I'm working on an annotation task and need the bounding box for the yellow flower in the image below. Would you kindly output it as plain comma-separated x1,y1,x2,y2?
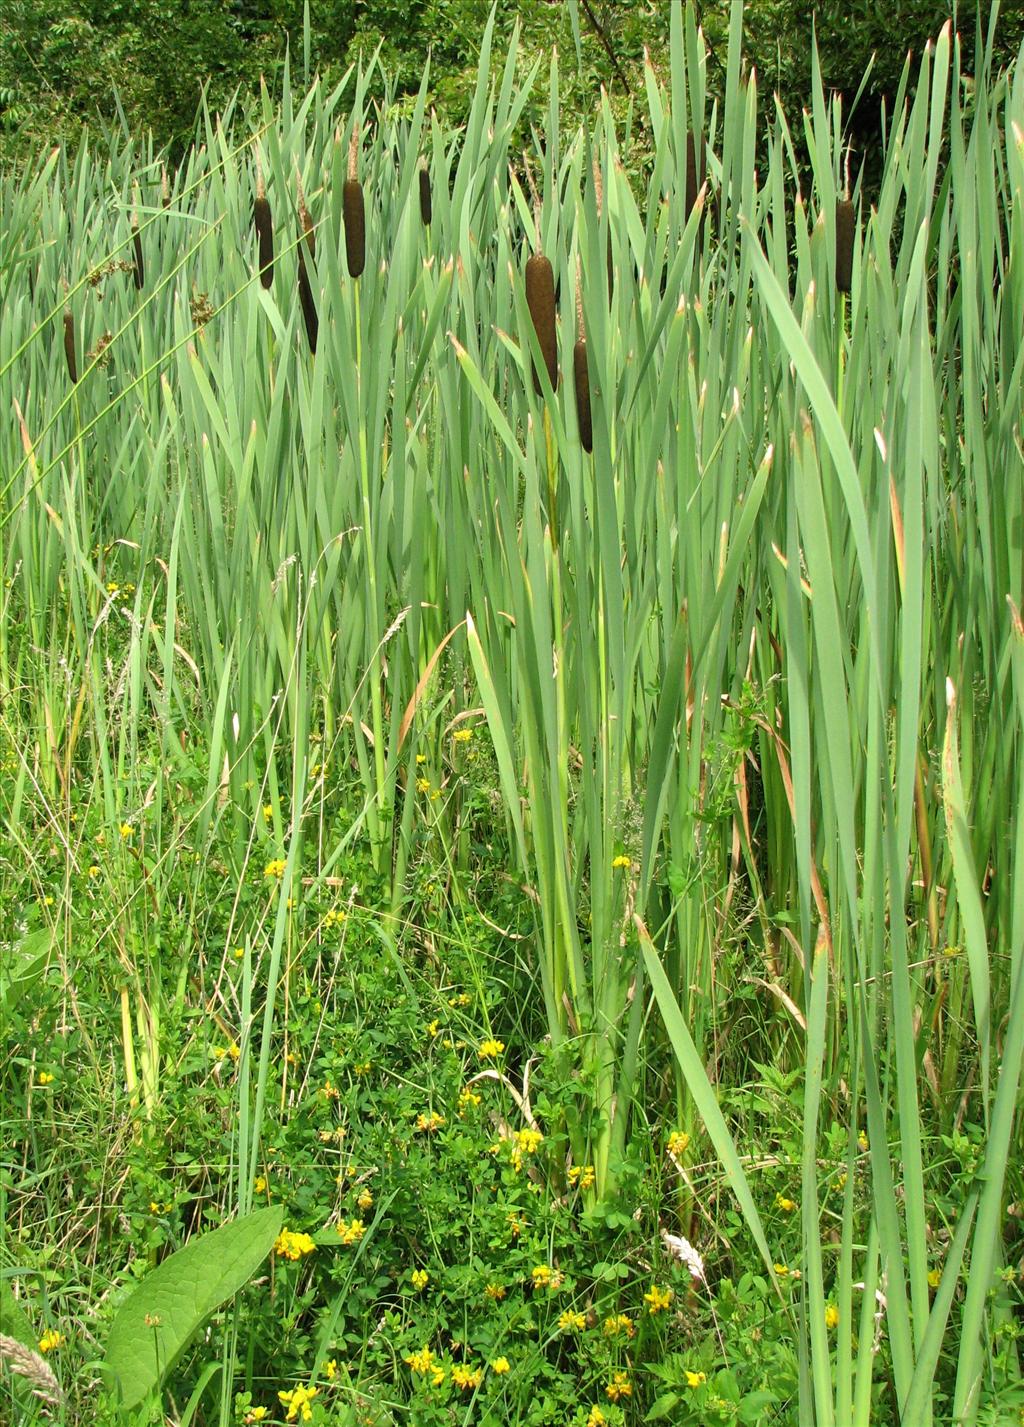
491,1356,510,1374
416,753,427,764
506,1213,522,1238
37,1071,54,1085
404,1346,437,1375
603,1313,635,1339
411,1269,430,1290
263,804,274,821
448,992,471,1007
38,1330,63,1353
774,1263,790,1277
415,1111,445,1133
274,1228,316,1260
278,1384,318,1422
353,1060,372,1076
605,1370,632,1401
415,777,431,794
226,1042,241,1061
612,854,631,869
264,858,287,880
484,1282,506,1300
558,1310,586,1332
452,728,473,743
119,823,134,840
357,1188,373,1212
825,1304,840,1330
254,1176,267,1194
928,1268,941,1289
336,1218,365,1245
87,865,101,879
427,1020,440,1038
858,1129,869,1151
325,1360,337,1380
667,1130,690,1156
586,1410,608,1427
234,946,245,958
775,1193,797,1212
509,1126,544,1171
478,1038,505,1059
451,1364,483,1390
644,1284,674,1313
567,1164,595,1191
531,1265,553,1289
244,1409,268,1423
458,1087,482,1114
323,1079,339,1099
684,1369,707,1388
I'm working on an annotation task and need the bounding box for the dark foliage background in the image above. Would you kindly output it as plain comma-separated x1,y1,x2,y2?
1,2,1021,172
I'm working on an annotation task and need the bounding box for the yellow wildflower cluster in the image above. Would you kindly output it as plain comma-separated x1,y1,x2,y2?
356,1188,373,1212
568,1164,596,1191
685,1369,707,1388
37,1071,55,1085
119,823,134,840
243,1408,268,1423
558,1309,586,1333
478,1038,505,1059
927,1268,942,1289
452,727,474,743
603,1313,635,1339
491,1356,510,1374
775,1193,797,1212
644,1284,674,1314
484,1282,506,1300
404,1346,445,1386
606,1370,632,1401
458,1087,482,1114
415,1111,445,1133
427,1019,441,1037
353,1060,372,1076
586,1410,608,1427
666,1130,690,1156
509,1127,544,1171
531,1264,563,1291
411,1269,430,1290
274,1228,316,1260
38,1330,63,1353
451,1364,483,1390
448,992,471,1007
506,1213,523,1238
323,906,346,927
336,1218,364,1245
214,1043,241,1061
612,854,632,869
825,1304,840,1329
318,1127,346,1144
278,1385,318,1422
264,859,287,880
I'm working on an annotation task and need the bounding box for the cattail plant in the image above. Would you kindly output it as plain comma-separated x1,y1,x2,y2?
161,166,171,209
419,164,432,226
685,130,702,220
523,157,557,393
254,158,274,289
836,195,855,294
593,158,613,298
573,265,592,452
296,173,318,353
343,126,366,279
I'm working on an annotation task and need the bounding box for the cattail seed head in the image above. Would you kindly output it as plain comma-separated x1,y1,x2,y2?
63,307,77,384
161,166,171,208
525,252,557,393
573,340,592,452
131,211,144,290
297,247,318,354
419,166,432,226
836,198,855,294
254,163,274,289
685,131,700,219
343,179,366,278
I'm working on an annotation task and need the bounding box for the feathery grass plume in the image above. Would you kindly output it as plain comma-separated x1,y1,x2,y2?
0,1335,64,1407
254,158,274,289
836,197,855,294
419,164,432,226
343,125,366,278
295,174,318,354
573,266,592,453
131,204,144,291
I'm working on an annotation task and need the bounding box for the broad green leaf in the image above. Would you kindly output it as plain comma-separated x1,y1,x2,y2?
103,1207,282,1409
0,929,53,1014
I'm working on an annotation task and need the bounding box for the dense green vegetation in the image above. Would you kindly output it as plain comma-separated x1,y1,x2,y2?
1,2,1022,1425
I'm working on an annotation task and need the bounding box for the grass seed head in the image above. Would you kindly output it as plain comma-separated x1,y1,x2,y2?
525,252,557,392
836,198,855,294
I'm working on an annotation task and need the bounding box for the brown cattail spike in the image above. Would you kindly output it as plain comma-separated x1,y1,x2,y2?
685,131,700,219
254,161,274,289
343,179,366,279
131,213,144,291
525,253,557,393
419,166,432,227
63,308,77,384
836,198,855,294
573,340,592,452
297,247,318,354
161,167,171,208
